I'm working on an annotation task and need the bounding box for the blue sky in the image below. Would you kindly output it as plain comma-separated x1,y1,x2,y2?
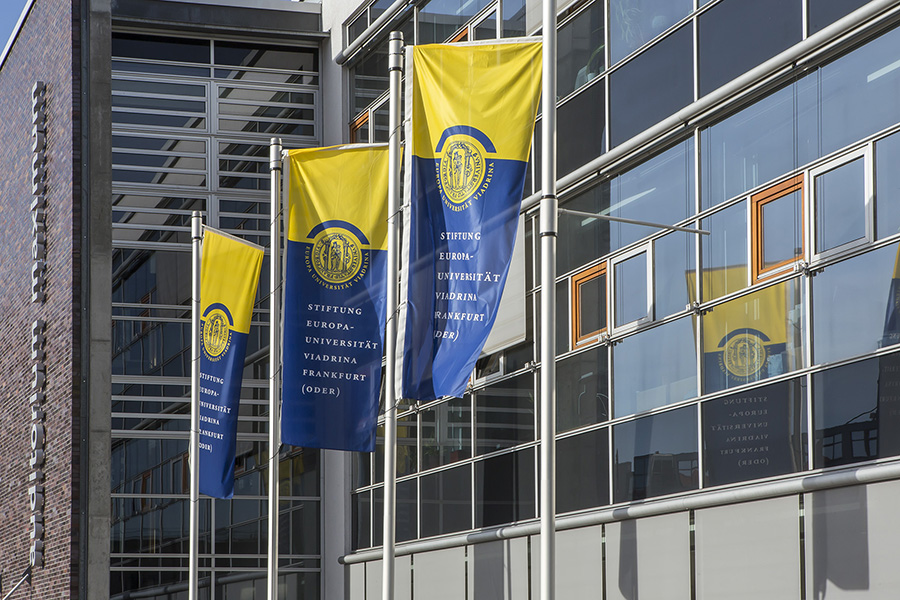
0,0,29,53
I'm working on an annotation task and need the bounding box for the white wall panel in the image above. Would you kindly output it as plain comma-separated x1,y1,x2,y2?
414,547,468,600
606,513,690,600
806,479,900,599
695,495,800,600
469,537,530,600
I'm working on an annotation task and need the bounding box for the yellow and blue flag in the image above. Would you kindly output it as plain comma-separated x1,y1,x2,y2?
282,144,389,451
199,227,264,499
399,41,542,401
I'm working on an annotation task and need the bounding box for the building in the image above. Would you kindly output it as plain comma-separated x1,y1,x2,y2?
2,0,900,598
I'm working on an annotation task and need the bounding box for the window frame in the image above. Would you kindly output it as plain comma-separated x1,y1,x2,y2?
571,262,607,348
809,145,873,262
610,244,653,332
750,174,804,282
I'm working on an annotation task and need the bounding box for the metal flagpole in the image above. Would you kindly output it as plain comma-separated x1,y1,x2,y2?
539,0,558,597
382,30,404,600
189,211,202,600
268,138,284,600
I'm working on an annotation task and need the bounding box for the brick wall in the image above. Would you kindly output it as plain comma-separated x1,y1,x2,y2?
0,0,83,598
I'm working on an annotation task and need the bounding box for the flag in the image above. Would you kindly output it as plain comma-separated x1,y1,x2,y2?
199,227,264,499
282,144,389,452
398,40,542,401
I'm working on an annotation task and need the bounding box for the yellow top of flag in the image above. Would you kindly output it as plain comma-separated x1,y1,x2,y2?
411,42,542,162
286,145,390,252
200,227,264,336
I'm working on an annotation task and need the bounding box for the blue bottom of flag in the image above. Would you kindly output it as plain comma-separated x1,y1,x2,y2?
401,155,527,401
199,330,248,499
282,239,387,452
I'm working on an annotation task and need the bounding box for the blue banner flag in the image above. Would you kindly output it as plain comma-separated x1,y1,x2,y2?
398,41,542,401
198,227,264,499
282,144,389,452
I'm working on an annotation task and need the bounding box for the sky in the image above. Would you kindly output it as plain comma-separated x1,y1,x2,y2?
0,0,29,53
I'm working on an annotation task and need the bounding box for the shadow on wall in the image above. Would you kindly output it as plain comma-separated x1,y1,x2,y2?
811,485,870,599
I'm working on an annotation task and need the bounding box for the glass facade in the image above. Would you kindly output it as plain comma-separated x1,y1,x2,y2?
342,0,900,556
111,32,321,599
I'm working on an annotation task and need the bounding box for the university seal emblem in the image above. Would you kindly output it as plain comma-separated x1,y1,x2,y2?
439,139,485,207
434,126,496,212
720,332,768,381
202,308,232,361
311,230,363,285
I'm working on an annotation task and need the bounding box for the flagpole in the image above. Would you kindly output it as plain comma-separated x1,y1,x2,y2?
382,30,404,600
539,0,558,598
189,211,202,600
267,137,283,600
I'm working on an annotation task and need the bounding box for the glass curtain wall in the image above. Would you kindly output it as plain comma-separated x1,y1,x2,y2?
110,31,322,600
345,0,900,552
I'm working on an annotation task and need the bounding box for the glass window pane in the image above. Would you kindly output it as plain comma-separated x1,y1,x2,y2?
876,130,900,240
760,189,802,270
558,279,570,355
350,42,388,115
557,346,609,433
215,41,317,72
808,0,869,34
475,373,535,454
655,231,694,320
813,353,900,468
813,243,900,364
558,182,611,274
419,0,492,43
502,0,526,38
701,84,796,210
701,202,748,302
475,448,535,527
613,316,697,417
815,157,866,253
609,0,692,64
373,480,417,545
535,80,605,181
112,33,210,64
698,0,801,96
557,428,609,512
609,138,695,251
558,2,605,98
575,268,606,340
421,396,472,470
474,15,497,41
609,24,693,147
421,464,471,537
613,406,699,503
703,279,804,394
615,252,648,326
703,378,807,487
819,24,900,155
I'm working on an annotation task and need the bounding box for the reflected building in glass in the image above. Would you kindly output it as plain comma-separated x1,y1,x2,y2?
4,0,900,598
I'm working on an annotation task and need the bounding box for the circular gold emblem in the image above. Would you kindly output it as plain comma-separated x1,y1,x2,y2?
202,309,231,361
721,333,767,380
311,231,363,284
439,139,485,206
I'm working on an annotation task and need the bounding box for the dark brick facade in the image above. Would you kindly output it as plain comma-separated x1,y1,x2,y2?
0,0,84,598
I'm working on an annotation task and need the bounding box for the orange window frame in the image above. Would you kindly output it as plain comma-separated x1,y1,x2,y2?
571,263,607,348
349,111,369,144
750,175,804,282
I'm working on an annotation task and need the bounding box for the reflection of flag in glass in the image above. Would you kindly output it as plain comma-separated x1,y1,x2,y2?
881,245,900,348
698,269,790,393
398,41,542,402
199,228,264,499
282,145,389,452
